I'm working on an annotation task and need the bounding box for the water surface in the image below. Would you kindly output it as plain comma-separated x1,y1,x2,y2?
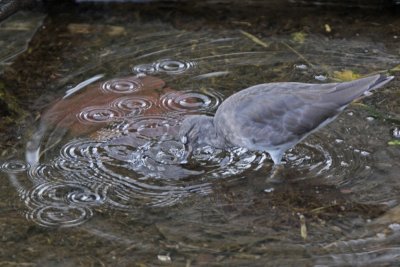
1,2,400,266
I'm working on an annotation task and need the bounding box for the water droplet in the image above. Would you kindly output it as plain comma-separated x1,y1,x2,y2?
0,160,29,173
101,77,143,93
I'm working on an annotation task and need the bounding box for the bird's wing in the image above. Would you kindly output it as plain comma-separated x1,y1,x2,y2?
216,86,342,149
215,74,393,150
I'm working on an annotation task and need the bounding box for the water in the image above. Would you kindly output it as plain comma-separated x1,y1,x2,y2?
1,2,400,266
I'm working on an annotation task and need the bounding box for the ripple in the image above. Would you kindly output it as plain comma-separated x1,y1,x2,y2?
190,146,267,178
0,160,29,173
59,139,102,162
34,113,267,209
101,77,143,93
76,106,124,124
145,139,186,165
118,114,180,140
132,63,157,75
25,205,93,228
106,179,211,208
111,95,154,115
285,142,333,176
23,182,106,208
21,181,104,227
159,89,223,112
154,59,196,74
28,164,63,183
133,59,196,75
282,131,371,184
53,139,106,178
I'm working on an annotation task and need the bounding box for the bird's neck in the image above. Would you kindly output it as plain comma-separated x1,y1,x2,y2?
197,117,227,148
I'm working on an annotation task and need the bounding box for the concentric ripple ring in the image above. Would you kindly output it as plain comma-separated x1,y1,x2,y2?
159,89,223,112
101,77,143,93
76,106,124,124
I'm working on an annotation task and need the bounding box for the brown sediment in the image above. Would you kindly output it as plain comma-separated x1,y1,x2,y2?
40,75,175,137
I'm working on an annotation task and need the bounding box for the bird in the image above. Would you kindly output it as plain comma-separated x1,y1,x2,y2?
178,74,394,165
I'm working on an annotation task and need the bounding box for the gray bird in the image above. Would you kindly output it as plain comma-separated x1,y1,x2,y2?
179,74,394,164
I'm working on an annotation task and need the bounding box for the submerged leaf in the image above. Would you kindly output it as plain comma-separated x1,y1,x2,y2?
388,140,400,146
390,64,400,72
333,70,361,81
291,32,307,44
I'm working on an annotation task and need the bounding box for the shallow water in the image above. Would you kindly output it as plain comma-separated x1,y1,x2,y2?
1,2,400,266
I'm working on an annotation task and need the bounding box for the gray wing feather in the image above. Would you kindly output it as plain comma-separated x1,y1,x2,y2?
215,83,343,148
214,74,393,149
237,93,341,146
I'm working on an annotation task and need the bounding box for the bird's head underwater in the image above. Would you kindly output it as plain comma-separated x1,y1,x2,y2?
178,115,225,149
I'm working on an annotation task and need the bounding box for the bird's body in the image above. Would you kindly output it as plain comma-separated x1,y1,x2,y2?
179,74,394,164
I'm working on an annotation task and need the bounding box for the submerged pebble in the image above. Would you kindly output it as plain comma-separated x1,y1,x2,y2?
392,127,400,139
314,74,327,81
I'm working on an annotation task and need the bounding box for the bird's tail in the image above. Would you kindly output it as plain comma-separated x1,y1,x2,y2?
365,74,395,91
326,74,394,106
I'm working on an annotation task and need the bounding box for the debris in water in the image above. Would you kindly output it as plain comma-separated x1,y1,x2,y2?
333,70,361,81
239,30,269,48
291,32,307,43
299,214,307,240
314,74,327,81
157,254,172,262
324,24,332,33
388,140,400,146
